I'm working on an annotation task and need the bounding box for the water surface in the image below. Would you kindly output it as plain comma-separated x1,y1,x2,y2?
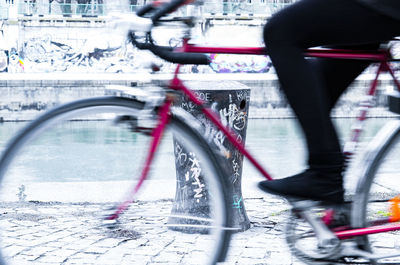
0,117,393,183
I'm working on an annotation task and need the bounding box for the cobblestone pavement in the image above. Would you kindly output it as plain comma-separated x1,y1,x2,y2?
0,195,306,265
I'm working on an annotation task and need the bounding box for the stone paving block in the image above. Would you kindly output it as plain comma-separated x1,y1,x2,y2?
0,199,363,265
133,245,166,256
153,251,184,263
20,246,56,256
59,235,83,243
83,246,110,255
2,245,26,257
180,256,209,265
263,251,294,264
11,254,38,262
48,230,75,238
0,219,11,227
19,233,48,242
240,247,269,259
8,229,37,238
224,256,241,264
36,253,70,263
19,239,50,248
120,254,152,265
263,240,289,252
122,238,149,249
90,238,122,248
1,230,20,238
63,261,95,265
236,257,270,264
148,263,181,265
66,252,99,262
44,240,69,248
1,237,24,247
5,256,35,265
62,238,97,250
228,238,248,247
225,246,244,256
27,235,63,245
49,248,78,258
94,247,126,264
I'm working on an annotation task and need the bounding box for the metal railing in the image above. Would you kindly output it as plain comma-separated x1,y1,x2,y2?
202,1,292,16
2,1,295,18
17,3,149,17
18,2,106,17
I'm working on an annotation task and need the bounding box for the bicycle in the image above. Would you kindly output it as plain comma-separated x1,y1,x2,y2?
0,0,399,264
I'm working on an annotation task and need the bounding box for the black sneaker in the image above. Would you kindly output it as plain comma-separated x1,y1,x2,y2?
258,169,344,204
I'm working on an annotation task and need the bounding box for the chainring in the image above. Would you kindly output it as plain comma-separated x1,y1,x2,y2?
285,209,373,265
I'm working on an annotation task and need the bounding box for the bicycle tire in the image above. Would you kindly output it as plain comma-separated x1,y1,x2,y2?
352,119,400,264
0,96,232,265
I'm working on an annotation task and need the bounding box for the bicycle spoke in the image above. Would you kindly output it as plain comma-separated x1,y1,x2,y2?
0,97,231,265
351,120,400,264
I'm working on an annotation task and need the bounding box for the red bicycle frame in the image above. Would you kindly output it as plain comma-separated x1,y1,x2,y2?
171,42,400,238
111,41,400,239
180,41,400,172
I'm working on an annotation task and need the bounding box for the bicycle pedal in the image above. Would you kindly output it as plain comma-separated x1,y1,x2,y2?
102,218,119,229
322,205,351,230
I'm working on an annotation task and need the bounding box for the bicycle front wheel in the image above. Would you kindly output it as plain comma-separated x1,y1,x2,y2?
352,119,400,264
0,96,232,265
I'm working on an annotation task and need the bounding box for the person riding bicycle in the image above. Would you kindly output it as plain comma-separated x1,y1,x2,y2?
258,0,400,204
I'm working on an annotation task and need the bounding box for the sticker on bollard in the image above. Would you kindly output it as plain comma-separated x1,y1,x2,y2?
170,81,251,232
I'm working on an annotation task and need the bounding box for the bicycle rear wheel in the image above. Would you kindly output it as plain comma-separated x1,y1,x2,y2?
0,96,232,265
352,119,400,264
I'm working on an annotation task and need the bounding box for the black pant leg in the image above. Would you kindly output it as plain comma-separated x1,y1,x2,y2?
263,0,400,156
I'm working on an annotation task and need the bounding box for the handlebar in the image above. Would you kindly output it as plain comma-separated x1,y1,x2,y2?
109,0,209,65
148,46,210,65
129,32,210,65
124,0,210,65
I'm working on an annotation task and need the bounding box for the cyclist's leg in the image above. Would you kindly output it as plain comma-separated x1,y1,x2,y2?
264,0,400,155
311,44,379,110
259,0,400,203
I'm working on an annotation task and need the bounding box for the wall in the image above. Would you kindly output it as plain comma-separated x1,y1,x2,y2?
0,73,397,121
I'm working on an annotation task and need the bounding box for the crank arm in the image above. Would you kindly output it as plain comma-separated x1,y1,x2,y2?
289,199,340,249
298,209,340,250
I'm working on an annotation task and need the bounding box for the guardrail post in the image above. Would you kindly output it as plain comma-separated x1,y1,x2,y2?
170,81,251,232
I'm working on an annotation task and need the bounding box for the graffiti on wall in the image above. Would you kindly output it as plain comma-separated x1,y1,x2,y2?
209,53,272,73
16,35,139,73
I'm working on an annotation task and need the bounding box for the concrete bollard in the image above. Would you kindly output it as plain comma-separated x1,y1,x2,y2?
170,81,251,232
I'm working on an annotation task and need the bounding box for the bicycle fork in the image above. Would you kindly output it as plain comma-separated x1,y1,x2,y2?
103,99,172,225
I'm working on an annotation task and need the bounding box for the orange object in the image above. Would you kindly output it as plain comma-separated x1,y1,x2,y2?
389,196,400,222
